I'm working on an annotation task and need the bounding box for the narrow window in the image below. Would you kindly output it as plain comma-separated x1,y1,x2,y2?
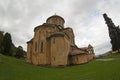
30,48,32,54
41,42,43,53
53,57,55,61
76,57,78,61
53,38,55,44
35,42,37,52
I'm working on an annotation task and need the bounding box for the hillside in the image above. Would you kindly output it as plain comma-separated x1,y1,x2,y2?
0,53,120,80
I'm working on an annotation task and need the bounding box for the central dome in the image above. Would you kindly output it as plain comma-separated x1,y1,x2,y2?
46,14,65,27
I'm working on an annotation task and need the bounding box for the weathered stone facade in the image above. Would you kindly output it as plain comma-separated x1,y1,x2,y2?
27,15,95,66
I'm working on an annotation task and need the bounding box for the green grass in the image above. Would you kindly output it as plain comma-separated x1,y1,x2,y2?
100,53,120,59
0,53,120,80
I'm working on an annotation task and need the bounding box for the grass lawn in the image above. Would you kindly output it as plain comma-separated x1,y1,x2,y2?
0,53,120,80
100,53,120,59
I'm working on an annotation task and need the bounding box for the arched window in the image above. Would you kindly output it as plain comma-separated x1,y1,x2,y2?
53,38,55,44
35,42,37,52
30,48,32,54
40,42,43,53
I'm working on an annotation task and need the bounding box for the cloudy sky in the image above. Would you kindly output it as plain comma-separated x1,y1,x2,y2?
0,0,120,55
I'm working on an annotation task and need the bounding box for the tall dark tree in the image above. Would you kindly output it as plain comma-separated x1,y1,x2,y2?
103,13,120,52
0,31,4,53
15,46,24,58
3,33,12,56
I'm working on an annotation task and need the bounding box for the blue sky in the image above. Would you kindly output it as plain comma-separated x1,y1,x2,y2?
0,0,120,55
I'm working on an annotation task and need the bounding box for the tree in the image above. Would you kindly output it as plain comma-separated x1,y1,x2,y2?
103,13,120,52
15,46,24,58
0,31,4,53
3,33,12,56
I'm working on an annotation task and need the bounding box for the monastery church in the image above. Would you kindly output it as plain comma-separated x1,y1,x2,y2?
27,15,95,66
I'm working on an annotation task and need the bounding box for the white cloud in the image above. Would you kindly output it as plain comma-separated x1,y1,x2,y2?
0,0,120,55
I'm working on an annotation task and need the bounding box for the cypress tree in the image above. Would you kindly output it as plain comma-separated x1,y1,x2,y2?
0,31,4,53
3,33,12,56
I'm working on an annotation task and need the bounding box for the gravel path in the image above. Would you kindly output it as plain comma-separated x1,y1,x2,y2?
96,58,120,61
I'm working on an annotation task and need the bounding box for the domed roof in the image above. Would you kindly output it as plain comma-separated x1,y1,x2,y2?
46,14,65,23
46,14,65,27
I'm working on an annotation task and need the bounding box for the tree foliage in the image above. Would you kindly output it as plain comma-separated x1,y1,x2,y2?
3,33,12,56
0,30,26,58
0,31,4,53
15,46,24,58
103,13,120,52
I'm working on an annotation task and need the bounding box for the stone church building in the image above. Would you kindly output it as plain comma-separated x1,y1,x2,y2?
27,15,95,66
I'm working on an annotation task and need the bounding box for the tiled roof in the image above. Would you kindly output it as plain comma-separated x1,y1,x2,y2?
27,38,33,43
